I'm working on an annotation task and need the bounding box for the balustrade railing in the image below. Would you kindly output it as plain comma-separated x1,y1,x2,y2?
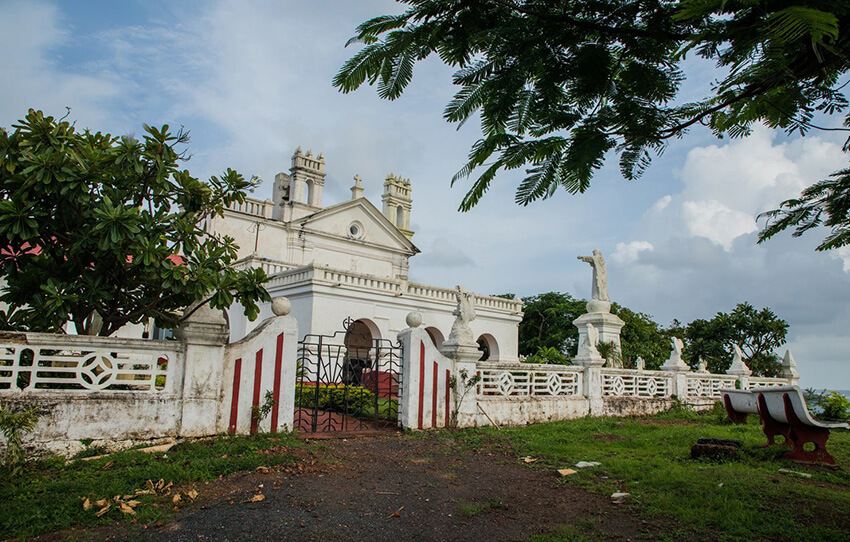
0,333,182,393
746,377,788,389
685,374,739,398
478,363,582,397
228,197,274,218
601,369,672,398
321,269,401,294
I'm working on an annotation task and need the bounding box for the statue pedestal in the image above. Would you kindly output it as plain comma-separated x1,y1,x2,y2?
572,311,624,367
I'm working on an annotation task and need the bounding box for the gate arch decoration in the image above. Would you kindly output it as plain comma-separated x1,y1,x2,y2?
294,318,402,433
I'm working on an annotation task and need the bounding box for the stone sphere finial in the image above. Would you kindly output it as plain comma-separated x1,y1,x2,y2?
406,311,423,328
271,297,291,316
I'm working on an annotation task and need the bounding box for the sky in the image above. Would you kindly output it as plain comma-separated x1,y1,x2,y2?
1,0,848,389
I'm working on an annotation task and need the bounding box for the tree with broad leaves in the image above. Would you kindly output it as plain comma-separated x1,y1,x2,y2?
335,0,850,249
611,304,672,370
0,109,270,337
683,302,789,376
518,291,586,358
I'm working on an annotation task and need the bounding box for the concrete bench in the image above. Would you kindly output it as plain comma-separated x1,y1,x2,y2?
758,386,849,466
721,388,792,447
720,388,758,424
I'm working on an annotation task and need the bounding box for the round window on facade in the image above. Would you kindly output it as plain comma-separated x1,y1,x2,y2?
348,221,364,239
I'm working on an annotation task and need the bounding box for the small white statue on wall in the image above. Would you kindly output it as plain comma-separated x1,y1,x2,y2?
447,285,477,345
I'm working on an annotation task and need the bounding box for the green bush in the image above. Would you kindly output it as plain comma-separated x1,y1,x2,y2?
0,405,39,477
524,346,570,365
295,384,377,418
822,391,850,420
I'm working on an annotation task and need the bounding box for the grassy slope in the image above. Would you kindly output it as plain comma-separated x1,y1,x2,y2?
497,407,850,541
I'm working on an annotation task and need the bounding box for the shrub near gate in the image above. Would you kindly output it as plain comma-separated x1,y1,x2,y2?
295,383,380,418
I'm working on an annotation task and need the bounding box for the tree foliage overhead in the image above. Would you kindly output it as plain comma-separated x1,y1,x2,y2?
336,0,850,246
758,166,850,251
0,109,270,336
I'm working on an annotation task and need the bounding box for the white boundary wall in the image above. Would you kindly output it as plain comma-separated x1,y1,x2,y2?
0,309,799,454
397,322,798,429
0,309,298,456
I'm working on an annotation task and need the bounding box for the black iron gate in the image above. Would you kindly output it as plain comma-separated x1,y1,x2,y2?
294,318,402,433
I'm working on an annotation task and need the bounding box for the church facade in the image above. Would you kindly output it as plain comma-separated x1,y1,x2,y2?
207,148,522,362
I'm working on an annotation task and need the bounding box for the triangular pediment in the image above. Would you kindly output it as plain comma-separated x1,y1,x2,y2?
296,198,419,255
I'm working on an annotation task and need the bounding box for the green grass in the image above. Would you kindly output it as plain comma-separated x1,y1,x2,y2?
457,497,505,517
0,432,303,540
487,407,850,542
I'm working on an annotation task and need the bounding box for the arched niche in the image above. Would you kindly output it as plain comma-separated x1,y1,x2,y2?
425,326,445,350
476,333,500,362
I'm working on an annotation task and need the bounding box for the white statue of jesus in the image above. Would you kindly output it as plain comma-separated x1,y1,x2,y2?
577,249,609,301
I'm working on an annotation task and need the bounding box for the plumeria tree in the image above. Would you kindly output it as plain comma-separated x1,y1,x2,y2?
0,109,270,336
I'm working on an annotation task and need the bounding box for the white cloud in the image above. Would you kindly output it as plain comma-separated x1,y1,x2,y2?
0,0,120,128
644,127,847,251
649,195,672,214
612,241,654,265
681,200,757,250
415,238,475,269
832,246,850,273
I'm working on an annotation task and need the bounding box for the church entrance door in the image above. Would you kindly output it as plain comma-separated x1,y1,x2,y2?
294,318,401,433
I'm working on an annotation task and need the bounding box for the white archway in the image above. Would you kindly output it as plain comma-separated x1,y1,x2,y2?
476,333,500,362
425,326,445,349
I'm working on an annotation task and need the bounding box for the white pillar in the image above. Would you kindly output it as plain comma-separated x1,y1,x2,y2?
174,304,230,437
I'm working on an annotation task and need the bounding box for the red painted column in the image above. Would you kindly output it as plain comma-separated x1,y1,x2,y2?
270,333,284,432
228,358,242,435
432,361,439,428
250,349,264,435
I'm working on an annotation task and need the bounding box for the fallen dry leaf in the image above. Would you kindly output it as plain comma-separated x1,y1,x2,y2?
101,460,115,471
172,494,182,505
125,500,142,508
243,494,265,503
93,499,108,508
522,456,537,463
187,489,199,500
95,504,111,517
118,503,136,516
557,469,577,477
255,466,270,473
81,497,91,511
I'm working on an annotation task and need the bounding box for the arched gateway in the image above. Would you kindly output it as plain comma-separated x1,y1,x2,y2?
294,317,401,434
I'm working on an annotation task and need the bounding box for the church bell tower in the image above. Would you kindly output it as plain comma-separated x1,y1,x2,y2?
382,173,413,240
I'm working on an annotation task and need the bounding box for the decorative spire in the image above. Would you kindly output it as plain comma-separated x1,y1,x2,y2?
781,349,800,382
726,344,752,376
351,174,365,200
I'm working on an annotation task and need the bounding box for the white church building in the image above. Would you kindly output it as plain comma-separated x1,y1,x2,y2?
208,148,522,362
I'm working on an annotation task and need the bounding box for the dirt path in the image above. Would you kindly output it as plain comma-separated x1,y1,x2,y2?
83,432,659,542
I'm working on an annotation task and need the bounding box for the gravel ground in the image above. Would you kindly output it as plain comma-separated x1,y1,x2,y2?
46,431,664,542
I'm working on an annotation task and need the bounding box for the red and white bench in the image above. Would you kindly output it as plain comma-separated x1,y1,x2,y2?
721,386,848,465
